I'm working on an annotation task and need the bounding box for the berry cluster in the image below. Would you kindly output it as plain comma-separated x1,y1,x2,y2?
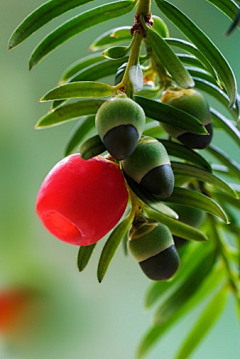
36,85,212,281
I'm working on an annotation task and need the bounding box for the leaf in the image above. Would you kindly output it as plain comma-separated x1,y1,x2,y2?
29,0,137,69
210,108,240,149
41,81,115,101
176,287,228,359
156,0,238,108
64,115,95,156
77,243,96,272
89,26,132,51
35,99,104,128
206,144,240,180
172,162,238,199
97,214,133,282
59,52,105,84
80,134,106,160
135,96,207,135
177,53,205,70
159,139,212,172
164,187,229,223
226,8,240,36
137,251,222,359
68,57,129,82
8,0,96,49
165,37,219,81
142,25,194,89
103,45,131,60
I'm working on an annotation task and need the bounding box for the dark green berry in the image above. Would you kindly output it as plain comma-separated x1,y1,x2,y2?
129,218,180,281
160,88,213,149
122,136,174,197
95,96,145,160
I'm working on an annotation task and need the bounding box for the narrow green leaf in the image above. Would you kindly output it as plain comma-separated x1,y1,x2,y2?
135,96,207,135
145,208,208,242
211,191,240,211
8,0,96,49
80,134,106,160
176,288,228,359
210,108,240,149
77,243,96,272
89,26,132,51
164,187,228,223
159,139,212,172
156,0,238,108
207,0,239,29
35,99,104,128
154,250,217,325
68,57,128,82
177,53,206,70
172,162,238,199
41,82,115,101
64,115,95,156
143,26,194,88
124,175,179,220
59,52,105,84
206,144,240,180
193,77,239,121
29,0,137,68
97,214,133,282
165,37,219,81
103,45,130,59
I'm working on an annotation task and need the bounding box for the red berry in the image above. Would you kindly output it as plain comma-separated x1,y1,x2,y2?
36,154,129,246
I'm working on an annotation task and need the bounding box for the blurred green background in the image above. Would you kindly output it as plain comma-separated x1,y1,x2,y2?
0,0,239,358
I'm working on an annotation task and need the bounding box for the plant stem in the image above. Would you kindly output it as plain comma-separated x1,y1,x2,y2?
136,0,151,16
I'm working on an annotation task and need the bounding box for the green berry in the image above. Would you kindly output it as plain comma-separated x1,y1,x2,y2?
122,136,174,197
95,96,145,160
129,218,180,281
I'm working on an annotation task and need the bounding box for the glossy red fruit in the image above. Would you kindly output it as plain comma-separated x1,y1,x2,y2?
36,154,129,246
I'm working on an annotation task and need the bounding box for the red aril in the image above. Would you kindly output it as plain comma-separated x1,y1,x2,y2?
36,154,128,246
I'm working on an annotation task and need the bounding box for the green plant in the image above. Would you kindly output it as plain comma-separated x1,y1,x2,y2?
8,0,240,358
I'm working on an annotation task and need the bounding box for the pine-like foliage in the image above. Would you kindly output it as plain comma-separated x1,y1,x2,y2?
9,1,240,358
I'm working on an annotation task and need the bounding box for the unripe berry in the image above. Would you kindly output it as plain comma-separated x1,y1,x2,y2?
168,203,206,247
122,136,174,197
129,218,180,281
160,88,213,149
95,96,145,160
36,154,129,246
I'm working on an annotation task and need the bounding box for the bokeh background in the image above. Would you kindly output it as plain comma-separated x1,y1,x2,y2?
0,0,239,358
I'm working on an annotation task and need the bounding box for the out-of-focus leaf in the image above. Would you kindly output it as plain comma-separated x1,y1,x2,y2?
8,0,96,49
226,8,240,36
137,250,221,359
35,99,104,128
135,96,207,135
193,77,239,121
212,191,240,211
97,214,133,282
41,82,115,101
59,52,105,84
176,287,228,359
64,115,95,156
177,53,205,69
77,243,96,272
210,108,240,149
164,187,228,223
79,134,106,160
172,162,238,198
29,0,137,69
143,25,194,89
103,45,131,59
165,37,218,81
159,139,212,172
157,0,238,108
206,144,240,180
69,57,129,82
89,26,132,51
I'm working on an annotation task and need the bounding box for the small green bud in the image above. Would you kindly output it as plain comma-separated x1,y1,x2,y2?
160,87,213,149
122,136,174,197
95,96,145,160
129,218,180,281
